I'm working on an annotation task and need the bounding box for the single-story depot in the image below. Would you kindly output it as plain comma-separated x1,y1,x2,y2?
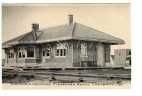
2,15,125,68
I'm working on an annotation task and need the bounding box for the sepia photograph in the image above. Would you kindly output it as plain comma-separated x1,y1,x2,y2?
2,3,131,89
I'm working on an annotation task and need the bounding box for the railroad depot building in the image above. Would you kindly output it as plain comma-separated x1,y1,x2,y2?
2,15,125,68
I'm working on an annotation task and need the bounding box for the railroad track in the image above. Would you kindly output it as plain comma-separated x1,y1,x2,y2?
2,67,131,83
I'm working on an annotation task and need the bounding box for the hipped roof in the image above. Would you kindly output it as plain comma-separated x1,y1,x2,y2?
3,22,125,48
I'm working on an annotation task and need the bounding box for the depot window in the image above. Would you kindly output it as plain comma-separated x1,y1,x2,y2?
42,47,51,57
18,48,25,58
27,47,34,57
56,43,67,57
8,50,14,58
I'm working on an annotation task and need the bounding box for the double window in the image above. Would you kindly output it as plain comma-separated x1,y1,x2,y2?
42,47,51,57
56,49,66,56
42,43,67,57
18,47,34,58
56,43,67,57
18,48,26,58
8,50,14,58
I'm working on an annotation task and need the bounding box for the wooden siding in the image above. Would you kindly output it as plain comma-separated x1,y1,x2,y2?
73,41,81,67
40,41,73,68
7,58,16,63
3,40,111,68
114,49,131,67
73,41,97,67
87,42,97,67
104,45,111,66
96,43,105,67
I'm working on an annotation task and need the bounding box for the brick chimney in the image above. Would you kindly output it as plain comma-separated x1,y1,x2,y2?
32,23,39,32
68,14,73,25
32,23,39,40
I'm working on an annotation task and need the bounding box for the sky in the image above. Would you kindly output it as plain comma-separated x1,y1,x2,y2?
2,4,130,54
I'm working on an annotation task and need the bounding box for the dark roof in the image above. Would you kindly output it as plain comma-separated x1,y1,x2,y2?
3,22,125,48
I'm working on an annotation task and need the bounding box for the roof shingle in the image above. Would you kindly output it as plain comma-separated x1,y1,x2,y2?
3,22,125,48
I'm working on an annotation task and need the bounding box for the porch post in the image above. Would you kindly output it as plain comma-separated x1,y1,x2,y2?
104,45,111,66
34,46,36,58
14,48,17,63
4,49,8,64
96,43,105,67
